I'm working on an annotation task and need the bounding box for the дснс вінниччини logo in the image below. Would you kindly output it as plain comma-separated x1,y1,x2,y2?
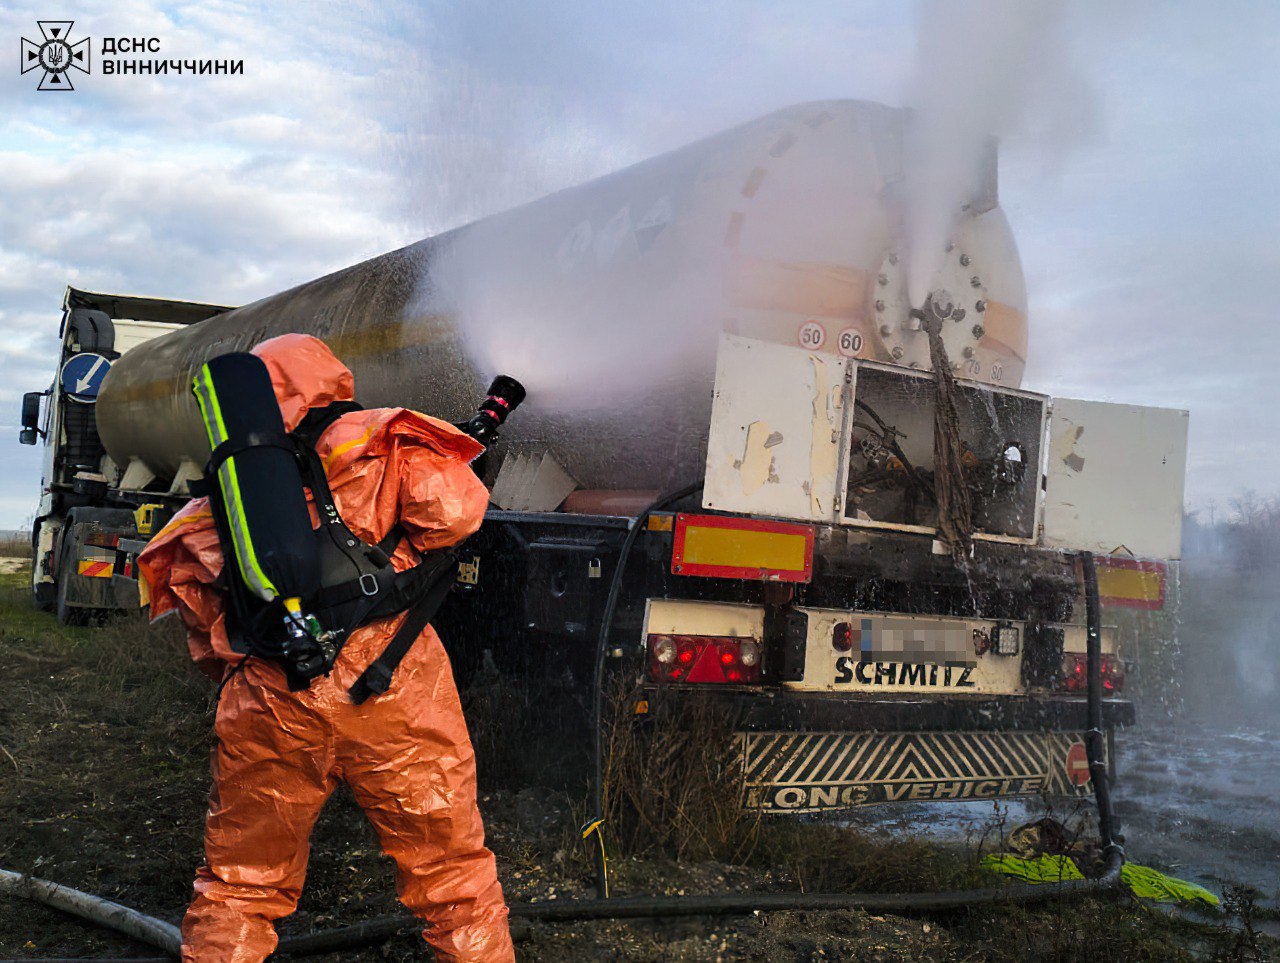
21,21,90,90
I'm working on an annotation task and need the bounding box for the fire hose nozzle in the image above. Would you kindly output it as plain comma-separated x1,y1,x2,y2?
458,374,527,448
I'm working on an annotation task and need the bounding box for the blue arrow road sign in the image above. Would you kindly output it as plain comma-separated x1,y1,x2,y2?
61,352,112,402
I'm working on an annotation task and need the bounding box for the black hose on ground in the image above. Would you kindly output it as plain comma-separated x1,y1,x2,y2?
1080,551,1124,862
0,859,1127,961
270,870,1126,956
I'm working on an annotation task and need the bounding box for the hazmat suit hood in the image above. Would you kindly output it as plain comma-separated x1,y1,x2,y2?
251,333,355,431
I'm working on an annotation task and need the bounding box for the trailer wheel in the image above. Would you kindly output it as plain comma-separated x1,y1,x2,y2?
55,538,90,627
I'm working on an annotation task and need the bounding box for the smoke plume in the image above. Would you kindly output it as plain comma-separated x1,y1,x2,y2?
902,0,1094,304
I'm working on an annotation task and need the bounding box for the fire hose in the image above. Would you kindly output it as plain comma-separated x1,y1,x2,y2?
0,870,181,957
587,480,707,897
1,857,1125,960
0,853,1126,959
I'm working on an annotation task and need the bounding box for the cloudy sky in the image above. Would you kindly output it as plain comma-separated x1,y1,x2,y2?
0,0,1276,529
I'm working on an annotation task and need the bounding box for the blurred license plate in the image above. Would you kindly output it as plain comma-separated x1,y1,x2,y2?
856,617,971,663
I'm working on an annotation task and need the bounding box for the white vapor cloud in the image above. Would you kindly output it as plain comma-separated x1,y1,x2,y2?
0,0,1276,529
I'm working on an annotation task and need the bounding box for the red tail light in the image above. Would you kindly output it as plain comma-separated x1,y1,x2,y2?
1060,653,1125,693
647,635,762,684
832,622,854,652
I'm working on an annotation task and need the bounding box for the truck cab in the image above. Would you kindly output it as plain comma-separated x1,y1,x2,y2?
20,287,231,621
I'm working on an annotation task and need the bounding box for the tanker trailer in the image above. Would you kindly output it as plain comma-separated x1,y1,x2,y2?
21,99,1188,814
91,99,1026,494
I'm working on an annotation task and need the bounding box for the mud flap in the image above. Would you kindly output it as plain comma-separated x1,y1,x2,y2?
58,508,138,614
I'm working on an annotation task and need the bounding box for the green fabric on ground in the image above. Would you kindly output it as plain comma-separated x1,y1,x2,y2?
982,852,1221,907
980,853,1084,883
1120,863,1220,906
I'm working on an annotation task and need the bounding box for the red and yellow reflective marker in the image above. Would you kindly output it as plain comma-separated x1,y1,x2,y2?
77,559,112,578
671,513,813,583
1095,557,1167,610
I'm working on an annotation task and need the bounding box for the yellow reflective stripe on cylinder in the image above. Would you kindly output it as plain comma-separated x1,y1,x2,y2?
192,365,279,602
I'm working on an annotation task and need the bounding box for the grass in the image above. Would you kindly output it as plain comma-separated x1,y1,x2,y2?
0,567,1273,961
0,570,211,906
600,683,764,863
0,533,32,559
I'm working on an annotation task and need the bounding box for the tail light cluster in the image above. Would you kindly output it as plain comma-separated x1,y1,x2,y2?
832,622,855,652
647,634,762,684
1060,653,1126,693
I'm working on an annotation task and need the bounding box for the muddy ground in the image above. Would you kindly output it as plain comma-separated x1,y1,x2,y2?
0,566,1274,961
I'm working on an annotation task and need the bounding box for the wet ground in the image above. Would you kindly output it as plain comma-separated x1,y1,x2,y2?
841,720,1280,919
1115,721,1280,912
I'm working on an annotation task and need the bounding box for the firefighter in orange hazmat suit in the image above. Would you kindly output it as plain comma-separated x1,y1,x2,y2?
139,334,514,962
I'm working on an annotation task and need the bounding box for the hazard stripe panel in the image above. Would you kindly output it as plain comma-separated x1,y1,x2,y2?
672,513,814,582
739,731,1103,813
1095,557,1166,610
76,559,113,579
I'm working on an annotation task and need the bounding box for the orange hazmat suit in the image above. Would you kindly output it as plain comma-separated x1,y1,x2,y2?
139,334,514,962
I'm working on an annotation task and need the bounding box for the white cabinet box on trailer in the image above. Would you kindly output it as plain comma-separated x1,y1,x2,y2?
687,333,1185,810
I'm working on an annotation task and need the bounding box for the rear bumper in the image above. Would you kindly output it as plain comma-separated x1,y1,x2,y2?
643,686,1135,733
739,727,1106,812
638,687,1127,813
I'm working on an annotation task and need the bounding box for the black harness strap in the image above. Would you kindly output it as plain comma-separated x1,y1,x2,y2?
201,395,464,702
293,401,364,447
293,420,461,703
376,524,405,559
348,549,458,705
208,432,296,474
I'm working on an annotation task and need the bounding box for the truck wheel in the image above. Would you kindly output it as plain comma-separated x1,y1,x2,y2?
32,581,55,612
55,542,90,626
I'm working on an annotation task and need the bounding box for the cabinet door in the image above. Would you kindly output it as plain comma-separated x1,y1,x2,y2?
703,335,846,522
1042,398,1189,559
